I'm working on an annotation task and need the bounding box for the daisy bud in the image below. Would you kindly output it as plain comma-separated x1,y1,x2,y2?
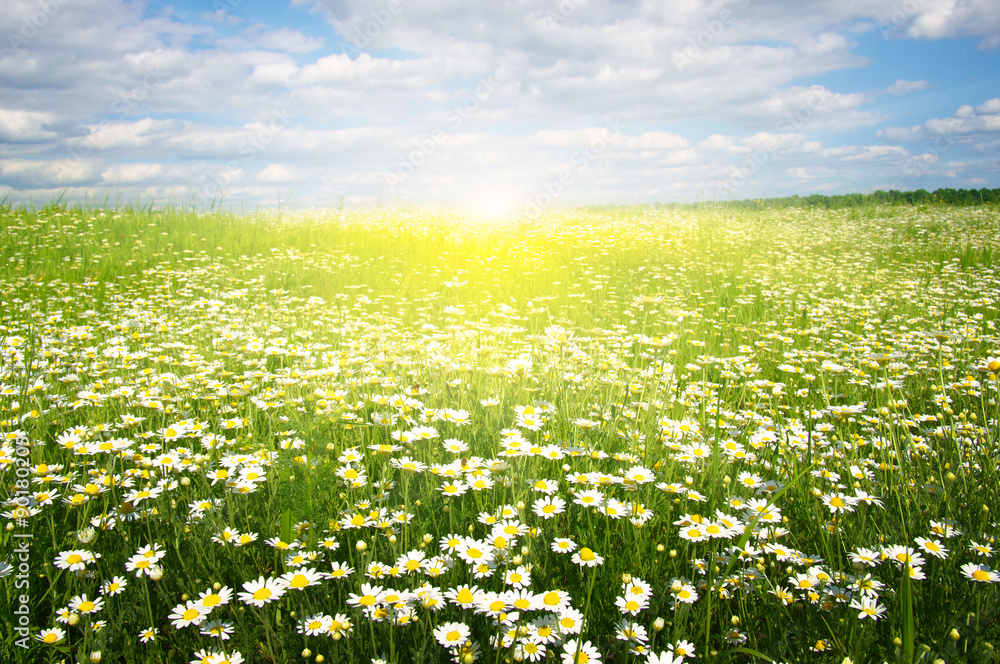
442,505,451,514
516,501,525,510
5,523,13,532
669,549,676,558
423,534,433,544
461,654,475,664
302,650,312,658
68,614,80,626
731,616,740,626
388,535,397,544
722,475,731,485
622,573,632,584
181,594,189,601
356,540,367,552
90,652,102,663
213,582,222,590
332,632,341,641
149,566,164,581
521,546,530,556
77,527,97,544
180,476,190,486
656,544,664,552
949,629,960,641
671,580,683,593
652,617,665,632
316,656,325,663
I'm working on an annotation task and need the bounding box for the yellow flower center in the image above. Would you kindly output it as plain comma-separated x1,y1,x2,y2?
579,548,595,561
253,588,272,601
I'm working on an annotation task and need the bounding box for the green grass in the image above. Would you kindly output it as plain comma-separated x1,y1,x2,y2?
1,203,999,664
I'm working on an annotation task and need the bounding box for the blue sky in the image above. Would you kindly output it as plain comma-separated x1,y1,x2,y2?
1,0,998,213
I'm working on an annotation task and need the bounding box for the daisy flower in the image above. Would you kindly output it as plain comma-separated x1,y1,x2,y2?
238,577,288,607
168,601,210,629
672,640,696,660
616,593,649,615
961,563,1000,583
552,538,577,554
504,565,532,589
434,622,471,648
101,576,127,596
554,607,584,635
571,547,604,567
36,628,66,645
445,584,483,609
457,540,495,566
298,614,332,637
346,583,387,608
281,567,327,590
573,490,605,508
533,495,567,519
69,594,104,615
914,537,949,560
54,549,100,572
850,596,887,620
535,589,572,612
195,586,233,610
329,561,354,580
138,627,158,643
200,620,235,640
515,640,547,663
562,638,601,664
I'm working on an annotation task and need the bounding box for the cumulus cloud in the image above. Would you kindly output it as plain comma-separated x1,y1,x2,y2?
0,0,997,205
886,79,930,95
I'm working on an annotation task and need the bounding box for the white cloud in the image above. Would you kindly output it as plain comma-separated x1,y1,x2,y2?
886,79,930,95
0,109,60,143
258,164,296,182
0,0,997,206
880,98,1000,142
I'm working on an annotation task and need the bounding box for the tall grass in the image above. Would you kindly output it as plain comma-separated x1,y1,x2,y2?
1,203,998,664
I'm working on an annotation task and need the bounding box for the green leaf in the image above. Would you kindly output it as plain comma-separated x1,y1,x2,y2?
728,647,775,662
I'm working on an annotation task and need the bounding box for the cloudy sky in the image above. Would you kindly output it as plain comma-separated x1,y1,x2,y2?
1,0,998,213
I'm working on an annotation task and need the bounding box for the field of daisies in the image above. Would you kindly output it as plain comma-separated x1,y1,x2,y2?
1,202,999,664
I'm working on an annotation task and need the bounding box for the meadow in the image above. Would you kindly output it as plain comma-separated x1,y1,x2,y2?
1,202,998,664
